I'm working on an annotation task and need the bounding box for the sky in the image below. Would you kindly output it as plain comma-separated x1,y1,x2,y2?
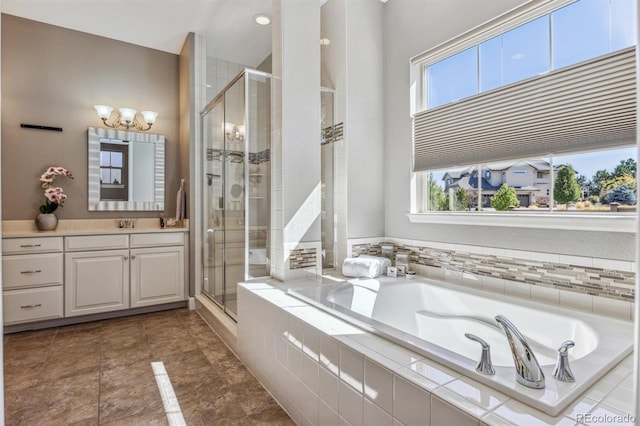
426,0,637,190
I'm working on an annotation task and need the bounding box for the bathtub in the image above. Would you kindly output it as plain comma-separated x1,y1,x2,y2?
288,276,634,416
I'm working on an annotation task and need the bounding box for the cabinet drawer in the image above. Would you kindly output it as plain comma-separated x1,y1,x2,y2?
65,234,129,251
4,286,64,324
130,232,185,248
2,253,63,289
2,237,63,254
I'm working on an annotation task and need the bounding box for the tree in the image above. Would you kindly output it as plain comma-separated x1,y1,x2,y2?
454,188,468,211
490,184,519,211
589,169,612,198
613,158,637,178
604,185,637,205
439,188,469,211
554,165,581,205
427,173,444,211
600,174,636,198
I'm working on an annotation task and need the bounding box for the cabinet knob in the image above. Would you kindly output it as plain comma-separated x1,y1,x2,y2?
132,255,136,260
124,256,128,260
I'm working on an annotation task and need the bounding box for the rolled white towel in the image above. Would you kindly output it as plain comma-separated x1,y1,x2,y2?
342,255,391,278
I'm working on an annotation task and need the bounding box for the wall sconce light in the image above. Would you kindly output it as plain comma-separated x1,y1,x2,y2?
225,123,245,141
94,105,158,131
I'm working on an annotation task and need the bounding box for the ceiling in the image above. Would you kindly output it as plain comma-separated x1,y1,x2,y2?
1,0,273,66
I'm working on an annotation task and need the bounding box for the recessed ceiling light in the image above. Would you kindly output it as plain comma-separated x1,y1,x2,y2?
254,14,271,25
320,38,331,46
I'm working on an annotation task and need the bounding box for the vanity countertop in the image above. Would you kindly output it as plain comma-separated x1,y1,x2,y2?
2,219,188,238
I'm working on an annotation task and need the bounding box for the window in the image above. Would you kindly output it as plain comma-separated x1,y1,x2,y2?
411,0,637,230
100,150,124,185
100,143,128,201
415,146,637,214
423,0,637,110
427,47,478,108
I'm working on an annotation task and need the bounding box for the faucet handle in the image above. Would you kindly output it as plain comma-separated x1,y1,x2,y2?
465,333,495,375
553,340,575,382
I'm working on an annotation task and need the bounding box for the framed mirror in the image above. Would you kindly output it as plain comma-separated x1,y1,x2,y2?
88,127,165,211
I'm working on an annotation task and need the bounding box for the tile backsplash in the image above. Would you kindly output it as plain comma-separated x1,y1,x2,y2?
289,247,318,270
350,239,635,304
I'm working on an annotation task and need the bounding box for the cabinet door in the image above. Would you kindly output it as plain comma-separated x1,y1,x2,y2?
65,249,129,316
130,246,185,308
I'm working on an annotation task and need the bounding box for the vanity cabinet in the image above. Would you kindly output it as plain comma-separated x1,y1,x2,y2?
2,230,188,326
1,237,64,324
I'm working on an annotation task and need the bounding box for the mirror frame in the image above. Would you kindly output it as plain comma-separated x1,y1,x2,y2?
88,126,165,211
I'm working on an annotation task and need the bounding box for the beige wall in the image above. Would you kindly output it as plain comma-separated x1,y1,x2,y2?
1,14,180,220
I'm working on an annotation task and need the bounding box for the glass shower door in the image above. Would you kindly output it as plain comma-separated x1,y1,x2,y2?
321,89,336,269
221,76,246,320
247,72,271,279
202,98,225,306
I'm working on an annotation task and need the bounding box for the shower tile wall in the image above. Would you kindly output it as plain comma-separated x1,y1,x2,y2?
271,0,284,280
271,0,322,281
206,57,250,101
348,238,635,320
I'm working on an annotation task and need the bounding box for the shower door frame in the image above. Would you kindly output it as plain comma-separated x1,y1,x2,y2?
200,68,272,320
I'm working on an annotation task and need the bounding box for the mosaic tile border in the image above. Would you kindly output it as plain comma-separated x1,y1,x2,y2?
249,148,271,164
352,242,635,301
289,247,317,269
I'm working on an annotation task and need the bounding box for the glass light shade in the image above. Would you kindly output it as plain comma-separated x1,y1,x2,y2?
119,107,137,123
141,110,158,124
94,105,114,119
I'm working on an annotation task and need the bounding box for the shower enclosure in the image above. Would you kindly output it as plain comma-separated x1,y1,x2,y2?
321,88,336,270
201,69,271,320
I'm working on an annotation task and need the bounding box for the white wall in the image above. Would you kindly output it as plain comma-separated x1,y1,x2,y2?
383,0,636,261
345,0,385,239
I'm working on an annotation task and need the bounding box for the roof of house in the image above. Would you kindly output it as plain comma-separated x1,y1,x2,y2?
469,174,500,191
485,159,551,171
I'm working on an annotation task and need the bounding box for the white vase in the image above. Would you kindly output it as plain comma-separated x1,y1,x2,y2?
35,213,58,231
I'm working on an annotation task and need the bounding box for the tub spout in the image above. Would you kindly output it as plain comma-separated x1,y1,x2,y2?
495,314,545,389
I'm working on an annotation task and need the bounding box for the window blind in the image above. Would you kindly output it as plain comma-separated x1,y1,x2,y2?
413,47,636,172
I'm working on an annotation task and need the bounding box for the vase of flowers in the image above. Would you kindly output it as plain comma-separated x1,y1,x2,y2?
36,166,73,231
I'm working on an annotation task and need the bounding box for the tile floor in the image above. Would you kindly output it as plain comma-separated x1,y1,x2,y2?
3,308,294,425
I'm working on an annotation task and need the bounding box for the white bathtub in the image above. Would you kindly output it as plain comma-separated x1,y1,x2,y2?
288,276,634,416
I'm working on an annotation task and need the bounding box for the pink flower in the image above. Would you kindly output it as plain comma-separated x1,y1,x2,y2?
39,166,72,213
54,167,72,177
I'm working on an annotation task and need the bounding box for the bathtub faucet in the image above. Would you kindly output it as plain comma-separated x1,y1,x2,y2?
495,314,545,389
